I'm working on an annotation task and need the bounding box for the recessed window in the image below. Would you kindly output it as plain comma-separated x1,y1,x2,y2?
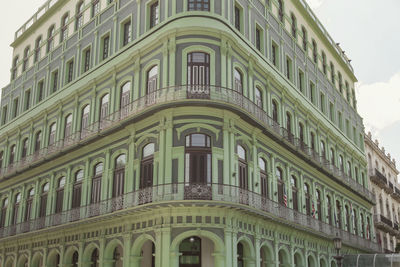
12,56,19,80
21,138,28,159
298,69,304,92
91,163,102,204
149,1,159,29
1,106,8,125
64,114,73,138
187,52,210,88
320,93,325,113
83,48,91,73
271,42,278,67
122,20,131,46
75,2,84,31
286,56,292,81
322,51,327,75
81,104,90,130
339,72,343,93
188,0,210,11
22,47,30,72
329,102,334,121
301,27,307,51
255,87,262,107
60,14,69,42
330,62,335,85
51,70,59,93
102,35,110,60
91,0,100,18
12,98,19,119
147,65,158,95
66,59,74,83
9,145,16,165
255,26,263,51
37,80,44,103
48,123,56,146
234,3,243,32
234,68,243,93
290,13,296,38
272,100,278,123
24,89,31,111
338,111,343,130
309,81,315,104
99,93,109,120
47,25,55,53
34,37,42,63
35,131,42,152
278,0,284,23
312,40,317,64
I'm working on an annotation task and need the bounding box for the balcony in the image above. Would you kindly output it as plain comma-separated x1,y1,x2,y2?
374,214,395,234
0,86,375,204
0,183,379,252
370,168,388,188
392,187,400,201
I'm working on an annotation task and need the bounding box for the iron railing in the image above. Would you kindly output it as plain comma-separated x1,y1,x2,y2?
0,86,374,203
0,183,379,251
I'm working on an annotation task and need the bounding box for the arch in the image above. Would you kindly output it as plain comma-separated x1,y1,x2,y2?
307,252,317,267
277,246,290,266
110,149,128,167
330,259,337,267
319,256,328,267
63,245,79,265
104,238,124,262
47,248,61,267
233,62,248,96
31,251,44,267
131,233,156,256
17,254,28,267
271,97,280,124
182,45,216,86
293,250,305,266
82,242,100,266
141,59,161,97
237,235,256,266
5,256,14,267
260,241,275,267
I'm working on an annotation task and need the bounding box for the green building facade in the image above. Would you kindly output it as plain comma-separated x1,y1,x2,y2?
0,0,378,266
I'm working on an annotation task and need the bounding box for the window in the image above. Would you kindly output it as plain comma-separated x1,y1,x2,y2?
259,158,268,199
238,145,248,190
47,25,55,53
66,60,74,83
34,37,42,63
72,251,79,267
64,114,73,138
0,198,8,228
188,0,210,11
102,35,110,60
347,161,352,178
312,40,317,64
345,81,350,100
91,249,99,267
83,48,91,73
113,154,126,198
75,2,84,31
61,14,69,42
272,100,278,123
51,70,59,93
81,105,90,130
353,209,358,234
322,51,327,75
255,26,263,51
147,65,158,96
286,56,292,81
327,195,332,225
141,143,155,189
122,20,131,46
255,87,262,107
56,177,65,213
271,42,278,67
329,102,334,121
277,167,285,206
301,27,307,51
120,82,131,109
336,200,342,229
310,132,315,151
320,93,325,113
99,94,109,120
234,68,243,93
320,140,326,159
234,4,242,31
291,176,298,211
149,1,159,28
286,112,292,135
298,69,304,92
72,170,83,208
37,80,44,103
187,52,210,88
330,62,335,85
9,145,16,165
24,89,31,111
290,13,296,38
35,131,42,152
304,183,311,215
1,106,7,125
11,56,18,80
339,155,344,172
23,47,30,72
180,237,201,266
48,123,56,145
185,134,211,185
338,72,343,93
91,0,100,18
12,98,19,118
338,111,343,130
330,148,335,166
39,183,49,218
91,163,102,203
278,0,284,22
21,138,28,159
25,189,34,221
0,151,3,169
299,123,304,144
316,190,322,221
309,81,315,104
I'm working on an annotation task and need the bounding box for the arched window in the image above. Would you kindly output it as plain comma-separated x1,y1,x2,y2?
345,205,350,232
278,0,284,22
386,200,391,219
25,188,34,221
238,242,244,267
91,163,103,204
91,248,99,267
113,154,126,198
276,167,286,206
259,158,268,199
35,131,42,152
179,237,201,266
312,40,317,64
330,62,335,85
272,100,278,123
23,46,30,72
61,13,69,42
55,177,65,213
40,183,49,218
355,167,359,183
316,190,322,221
81,105,90,130
72,251,79,267
291,175,298,211
336,200,342,229
322,51,327,75
299,123,304,145
140,143,155,189
286,112,292,139
64,114,73,138
48,122,57,145
255,87,262,108
310,132,315,151
360,214,365,238
72,170,83,209
347,161,352,178
320,141,326,160
304,183,311,216
120,82,131,110
0,198,8,228
330,148,335,166
187,52,210,88
147,66,158,95
113,245,123,267
237,145,248,191
326,195,332,225
9,144,16,165
100,94,109,120
234,68,243,93
21,138,29,159
12,193,21,225
92,0,100,17
301,26,307,51
290,13,296,38
47,25,55,53
339,155,344,172
353,208,358,235
75,2,84,30
185,134,211,185
11,56,19,80
34,36,42,63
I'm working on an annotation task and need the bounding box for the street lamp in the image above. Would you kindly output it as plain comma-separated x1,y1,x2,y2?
333,235,343,267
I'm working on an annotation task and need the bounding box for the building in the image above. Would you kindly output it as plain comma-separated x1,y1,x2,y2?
0,0,378,266
365,132,400,253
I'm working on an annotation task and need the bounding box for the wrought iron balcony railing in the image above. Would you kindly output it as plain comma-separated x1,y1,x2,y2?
370,168,388,188
0,183,379,252
0,86,374,203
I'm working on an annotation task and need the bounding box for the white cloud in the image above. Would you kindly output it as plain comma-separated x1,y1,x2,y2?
306,0,325,9
356,71,400,132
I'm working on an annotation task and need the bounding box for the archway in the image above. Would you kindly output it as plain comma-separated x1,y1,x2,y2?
47,249,61,267
260,242,274,267
307,254,316,267
278,247,290,267
131,234,156,267
104,239,124,267
320,257,328,267
330,260,337,267
5,257,13,267
31,252,43,267
294,251,304,267
170,230,225,267
64,246,79,267
82,243,100,267
237,236,256,267
17,255,28,267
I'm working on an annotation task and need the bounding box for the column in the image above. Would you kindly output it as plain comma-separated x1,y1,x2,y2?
271,155,277,202
168,35,176,87
162,40,168,88
123,233,132,267
164,113,173,184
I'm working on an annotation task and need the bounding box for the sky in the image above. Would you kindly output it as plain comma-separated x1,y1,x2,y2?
0,0,399,173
